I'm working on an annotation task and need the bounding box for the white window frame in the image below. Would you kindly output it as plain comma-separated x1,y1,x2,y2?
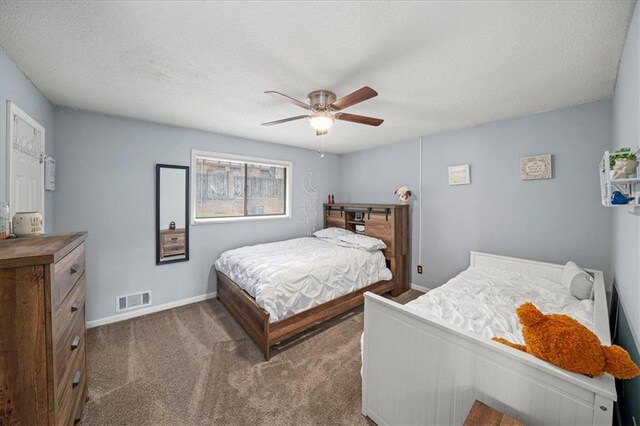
191,150,292,224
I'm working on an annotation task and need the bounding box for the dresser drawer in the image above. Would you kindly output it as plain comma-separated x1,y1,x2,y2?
162,233,184,245
52,274,85,354
52,243,85,312
53,302,86,401
55,338,86,426
163,243,185,255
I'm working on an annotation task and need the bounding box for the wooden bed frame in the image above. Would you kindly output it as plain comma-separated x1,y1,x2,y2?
362,252,616,426
216,203,409,360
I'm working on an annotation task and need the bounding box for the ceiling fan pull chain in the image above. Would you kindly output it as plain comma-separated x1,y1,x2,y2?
320,135,325,158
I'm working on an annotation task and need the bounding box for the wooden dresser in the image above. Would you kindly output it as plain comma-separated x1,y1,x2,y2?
159,228,186,259
0,233,88,425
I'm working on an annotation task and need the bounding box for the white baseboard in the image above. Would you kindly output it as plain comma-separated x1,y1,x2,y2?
410,283,429,293
86,292,217,329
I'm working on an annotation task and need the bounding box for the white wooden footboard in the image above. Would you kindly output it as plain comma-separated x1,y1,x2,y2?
362,252,616,426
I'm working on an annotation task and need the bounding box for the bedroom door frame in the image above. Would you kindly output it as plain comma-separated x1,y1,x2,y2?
6,101,46,228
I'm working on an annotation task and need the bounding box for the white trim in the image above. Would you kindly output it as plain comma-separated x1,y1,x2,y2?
6,101,46,231
410,282,429,293
418,136,423,263
190,149,293,225
87,291,217,329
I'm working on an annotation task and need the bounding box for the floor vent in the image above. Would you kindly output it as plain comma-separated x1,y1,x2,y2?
116,290,152,312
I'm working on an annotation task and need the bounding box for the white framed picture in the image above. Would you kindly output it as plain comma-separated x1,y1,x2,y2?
521,154,552,180
448,164,470,185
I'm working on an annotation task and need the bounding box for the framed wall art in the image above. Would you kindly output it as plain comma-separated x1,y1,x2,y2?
520,154,552,180
448,164,471,185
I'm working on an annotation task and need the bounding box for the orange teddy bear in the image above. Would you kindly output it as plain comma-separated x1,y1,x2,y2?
493,302,640,379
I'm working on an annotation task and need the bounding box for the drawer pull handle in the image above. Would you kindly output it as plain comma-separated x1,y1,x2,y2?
71,302,81,312
70,263,80,274
74,405,83,424
72,370,82,387
71,335,81,350
170,237,178,241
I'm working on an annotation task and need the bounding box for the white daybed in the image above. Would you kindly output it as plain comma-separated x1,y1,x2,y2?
361,251,616,426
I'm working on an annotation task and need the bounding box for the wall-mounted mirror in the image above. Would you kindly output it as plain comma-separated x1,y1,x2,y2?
156,164,190,264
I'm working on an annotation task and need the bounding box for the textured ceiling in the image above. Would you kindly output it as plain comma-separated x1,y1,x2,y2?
0,1,635,154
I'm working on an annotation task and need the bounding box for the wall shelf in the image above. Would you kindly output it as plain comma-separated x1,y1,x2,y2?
600,150,640,212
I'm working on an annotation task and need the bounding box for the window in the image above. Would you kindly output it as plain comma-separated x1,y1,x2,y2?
191,150,291,223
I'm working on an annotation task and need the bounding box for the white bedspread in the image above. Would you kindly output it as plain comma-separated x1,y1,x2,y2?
215,237,392,323
404,266,594,344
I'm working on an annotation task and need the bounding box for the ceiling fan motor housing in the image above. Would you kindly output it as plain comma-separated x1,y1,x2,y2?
308,90,336,110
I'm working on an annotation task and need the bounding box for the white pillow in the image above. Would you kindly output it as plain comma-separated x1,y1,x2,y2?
313,227,352,239
562,261,594,300
337,233,387,251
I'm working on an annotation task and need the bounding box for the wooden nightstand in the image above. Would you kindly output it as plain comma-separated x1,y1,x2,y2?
464,400,522,426
160,228,185,259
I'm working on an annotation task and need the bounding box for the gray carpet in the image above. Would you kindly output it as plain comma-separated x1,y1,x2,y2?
81,290,422,425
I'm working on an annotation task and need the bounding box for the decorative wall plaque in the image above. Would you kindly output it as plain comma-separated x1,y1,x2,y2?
448,164,471,185
520,154,552,180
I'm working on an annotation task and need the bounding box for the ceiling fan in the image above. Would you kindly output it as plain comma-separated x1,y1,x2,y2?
261,86,384,136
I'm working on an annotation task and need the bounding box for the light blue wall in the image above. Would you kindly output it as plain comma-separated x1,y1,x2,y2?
340,138,421,284
0,49,54,231
612,1,640,353
53,107,341,322
340,101,613,289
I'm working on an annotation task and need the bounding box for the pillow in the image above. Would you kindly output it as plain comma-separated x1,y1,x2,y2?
562,261,594,300
337,233,387,252
313,227,352,239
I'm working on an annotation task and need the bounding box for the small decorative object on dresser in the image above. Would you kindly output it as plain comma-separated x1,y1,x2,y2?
394,186,412,204
520,154,552,180
0,232,88,425
12,211,44,237
0,202,9,239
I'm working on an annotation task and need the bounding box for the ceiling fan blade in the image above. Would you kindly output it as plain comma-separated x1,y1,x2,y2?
330,86,378,111
265,91,310,110
335,112,384,127
316,129,328,136
261,115,309,126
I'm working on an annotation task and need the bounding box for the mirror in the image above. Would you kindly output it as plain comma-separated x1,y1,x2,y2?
156,164,190,264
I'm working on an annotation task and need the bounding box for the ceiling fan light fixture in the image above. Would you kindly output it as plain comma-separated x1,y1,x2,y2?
309,112,334,132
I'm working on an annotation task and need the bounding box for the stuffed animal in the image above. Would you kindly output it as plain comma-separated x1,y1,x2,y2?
493,302,640,379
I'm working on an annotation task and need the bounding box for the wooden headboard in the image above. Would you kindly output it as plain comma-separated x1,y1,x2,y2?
323,203,409,296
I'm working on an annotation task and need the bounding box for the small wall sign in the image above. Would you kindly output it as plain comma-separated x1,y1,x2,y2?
521,154,552,180
448,164,471,185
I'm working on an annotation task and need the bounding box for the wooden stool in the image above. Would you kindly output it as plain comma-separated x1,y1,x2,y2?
463,400,523,426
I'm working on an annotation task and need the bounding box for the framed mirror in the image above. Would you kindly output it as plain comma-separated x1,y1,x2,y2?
156,164,190,264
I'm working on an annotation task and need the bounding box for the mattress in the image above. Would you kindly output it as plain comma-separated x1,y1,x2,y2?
215,237,392,323
404,266,594,344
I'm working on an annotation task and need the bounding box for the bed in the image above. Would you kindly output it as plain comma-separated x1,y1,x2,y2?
361,252,616,426
216,203,409,360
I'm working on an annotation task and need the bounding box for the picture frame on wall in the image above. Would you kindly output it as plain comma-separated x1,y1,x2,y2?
520,154,552,180
448,164,471,185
